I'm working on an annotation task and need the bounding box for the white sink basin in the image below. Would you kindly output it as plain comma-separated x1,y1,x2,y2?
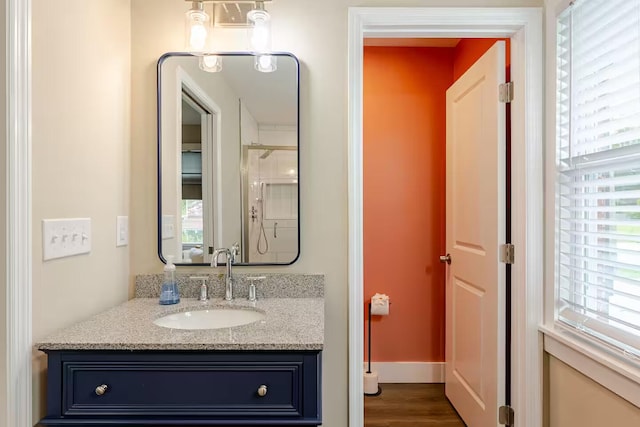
153,308,265,330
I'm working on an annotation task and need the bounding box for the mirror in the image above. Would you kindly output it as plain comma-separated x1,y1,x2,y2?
158,53,299,265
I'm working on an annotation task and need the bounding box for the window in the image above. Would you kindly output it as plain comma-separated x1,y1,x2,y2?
555,0,640,359
181,199,203,246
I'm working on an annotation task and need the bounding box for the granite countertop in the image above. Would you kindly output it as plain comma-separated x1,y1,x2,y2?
36,297,324,351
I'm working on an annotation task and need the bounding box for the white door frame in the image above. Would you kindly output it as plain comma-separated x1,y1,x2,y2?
5,0,33,426
173,66,223,256
347,7,543,427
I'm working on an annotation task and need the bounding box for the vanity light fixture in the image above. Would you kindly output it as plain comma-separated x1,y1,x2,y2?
247,2,270,52
185,1,210,53
247,2,276,72
185,0,277,73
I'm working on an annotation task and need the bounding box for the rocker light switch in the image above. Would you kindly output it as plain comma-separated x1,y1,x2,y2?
116,216,129,247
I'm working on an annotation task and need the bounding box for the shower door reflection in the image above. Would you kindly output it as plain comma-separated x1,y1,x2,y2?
242,145,299,263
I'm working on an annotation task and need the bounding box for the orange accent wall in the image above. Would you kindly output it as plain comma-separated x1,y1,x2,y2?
363,47,451,362
364,40,509,364
453,38,511,81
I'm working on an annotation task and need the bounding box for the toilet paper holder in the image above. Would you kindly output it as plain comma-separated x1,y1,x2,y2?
365,301,389,396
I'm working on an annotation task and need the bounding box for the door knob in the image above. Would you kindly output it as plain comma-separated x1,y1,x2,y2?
439,254,451,264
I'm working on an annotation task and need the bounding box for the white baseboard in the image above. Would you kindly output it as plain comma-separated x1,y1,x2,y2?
363,362,445,383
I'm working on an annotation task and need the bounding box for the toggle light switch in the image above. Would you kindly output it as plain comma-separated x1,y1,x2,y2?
42,218,92,261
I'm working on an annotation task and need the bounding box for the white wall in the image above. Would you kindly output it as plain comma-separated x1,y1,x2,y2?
130,1,541,426
31,0,131,421
241,101,259,145
258,125,297,147
158,59,181,259
0,1,8,424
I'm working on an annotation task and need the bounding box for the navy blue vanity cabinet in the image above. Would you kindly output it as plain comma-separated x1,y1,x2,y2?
39,350,322,426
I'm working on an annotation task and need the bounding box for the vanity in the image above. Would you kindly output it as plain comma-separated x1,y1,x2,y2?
37,275,324,426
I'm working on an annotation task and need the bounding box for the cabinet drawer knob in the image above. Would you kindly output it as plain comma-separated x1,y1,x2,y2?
95,384,109,396
257,384,268,397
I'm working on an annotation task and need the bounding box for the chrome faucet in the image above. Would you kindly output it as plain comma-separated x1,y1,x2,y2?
211,243,240,301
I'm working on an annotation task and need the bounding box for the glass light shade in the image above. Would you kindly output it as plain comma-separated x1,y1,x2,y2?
247,9,271,53
185,6,209,53
255,54,277,73
199,54,223,73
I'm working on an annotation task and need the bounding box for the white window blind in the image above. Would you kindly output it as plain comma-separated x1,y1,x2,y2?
556,0,640,359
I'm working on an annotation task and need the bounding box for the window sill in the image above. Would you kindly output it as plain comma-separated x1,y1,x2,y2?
540,325,640,408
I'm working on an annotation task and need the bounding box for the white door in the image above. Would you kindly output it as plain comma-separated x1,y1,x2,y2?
444,41,506,427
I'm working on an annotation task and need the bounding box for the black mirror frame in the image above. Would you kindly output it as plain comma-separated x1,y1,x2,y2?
156,52,301,266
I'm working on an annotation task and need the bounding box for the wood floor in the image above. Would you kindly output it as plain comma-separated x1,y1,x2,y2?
364,383,466,427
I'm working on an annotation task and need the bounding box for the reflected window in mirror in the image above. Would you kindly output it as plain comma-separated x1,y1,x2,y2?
158,53,300,266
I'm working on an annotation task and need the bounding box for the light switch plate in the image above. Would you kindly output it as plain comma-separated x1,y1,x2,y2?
42,218,91,261
116,216,129,247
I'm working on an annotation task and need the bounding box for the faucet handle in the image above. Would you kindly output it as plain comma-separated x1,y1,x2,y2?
230,242,240,263
190,276,209,301
246,276,266,302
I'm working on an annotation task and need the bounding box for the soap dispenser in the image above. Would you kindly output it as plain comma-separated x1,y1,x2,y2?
159,255,180,305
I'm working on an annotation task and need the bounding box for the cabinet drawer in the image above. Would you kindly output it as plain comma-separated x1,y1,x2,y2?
63,361,301,417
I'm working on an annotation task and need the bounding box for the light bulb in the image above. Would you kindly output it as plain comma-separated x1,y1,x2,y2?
190,23,207,50
255,54,277,73
199,55,222,72
247,9,271,53
185,3,209,53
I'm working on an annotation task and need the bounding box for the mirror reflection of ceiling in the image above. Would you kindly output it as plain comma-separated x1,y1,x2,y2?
364,38,461,47
222,57,297,126
178,55,297,127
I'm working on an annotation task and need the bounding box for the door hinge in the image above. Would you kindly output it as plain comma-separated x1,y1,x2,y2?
499,82,514,103
500,244,515,264
499,405,515,426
